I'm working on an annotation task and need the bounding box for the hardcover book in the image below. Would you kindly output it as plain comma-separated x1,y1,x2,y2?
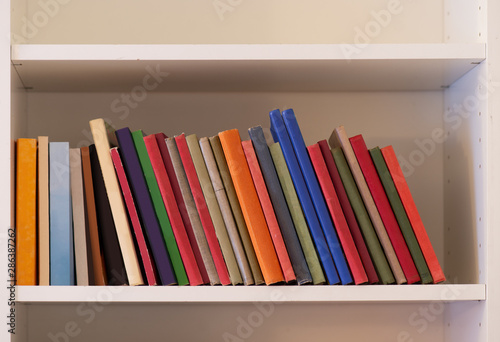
38,136,50,286
219,129,284,285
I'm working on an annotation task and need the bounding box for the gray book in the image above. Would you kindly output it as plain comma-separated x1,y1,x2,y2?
166,137,220,285
200,137,254,285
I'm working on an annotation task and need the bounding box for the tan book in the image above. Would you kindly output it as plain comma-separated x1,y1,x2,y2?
89,118,144,286
199,137,254,285
329,125,405,284
38,136,50,285
166,136,220,285
69,148,90,286
186,134,242,285
209,136,265,285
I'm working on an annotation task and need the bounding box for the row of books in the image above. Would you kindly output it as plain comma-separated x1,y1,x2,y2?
14,108,445,286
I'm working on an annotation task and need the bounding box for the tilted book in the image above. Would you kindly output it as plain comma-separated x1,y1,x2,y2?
49,142,75,285
200,137,254,285
331,146,394,285
269,142,326,285
186,134,242,285
269,109,339,285
249,126,312,285
144,134,203,286
89,119,144,286
16,138,38,285
308,143,368,285
114,128,176,285
209,135,264,285
329,126,405,284
381,145,445,283
350,134,419,284
318,139,378,284
219,129,284,285
370,146,433,284
242,139,297,284
110,147,158,286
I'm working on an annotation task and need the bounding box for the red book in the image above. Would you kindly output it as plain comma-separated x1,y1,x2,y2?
381,145,445,284
175,133,231,285
308,143,368,285
110,147,158,285
241,140,296,283
154,133,209,284
144,135,204,286
350,135,420,284
318,139,379,284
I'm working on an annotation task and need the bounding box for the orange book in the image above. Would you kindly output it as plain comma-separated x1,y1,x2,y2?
16,138,38,285
242,140,295,283
219,129,283,285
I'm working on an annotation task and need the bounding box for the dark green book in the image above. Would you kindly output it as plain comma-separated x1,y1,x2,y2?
270,142,325,285
331,146,395,284
369,147,433,284
131,130,188,285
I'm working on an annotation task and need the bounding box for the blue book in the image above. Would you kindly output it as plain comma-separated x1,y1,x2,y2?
282,109,352,284
249,126,312,285
49,142,75,285
269,110,340,285
115,128,177,285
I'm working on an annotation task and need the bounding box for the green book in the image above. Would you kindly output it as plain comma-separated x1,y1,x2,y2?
369,147,433,284
186,134,243,285
209,135,265,285
269,142,325,285
131,130,188,285
331,146,395,284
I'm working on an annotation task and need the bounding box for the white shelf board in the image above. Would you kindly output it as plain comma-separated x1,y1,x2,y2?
11,44,485,92
16,284,485,303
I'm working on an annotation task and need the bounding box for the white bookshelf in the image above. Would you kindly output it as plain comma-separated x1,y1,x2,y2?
4,1,500,341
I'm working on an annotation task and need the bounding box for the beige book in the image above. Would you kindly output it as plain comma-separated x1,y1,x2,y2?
186,134,242,285
329,125,406,284
89,118,144,286
38,136,50,285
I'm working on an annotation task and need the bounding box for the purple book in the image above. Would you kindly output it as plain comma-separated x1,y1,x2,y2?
115,127,176,285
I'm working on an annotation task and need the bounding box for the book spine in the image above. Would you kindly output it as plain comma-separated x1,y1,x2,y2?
318,139,379,284
370,147,433,284
269,109,339,285
49,142,75,285
156,133,210,284
110,147,158,286
249,126,312,285
16,138,38,285
186,134,242,285
199,137,254,285
131,130,188,285
242,139,297,284
308,143,368,285
219,129,284,285
167,136,221,285
89,119,144,286
381,145,445,283
350,134,419,284
114,128,176,285
89,144,128,285
269,142,326,285
144,134,203,286
331,146,394,284
209,135,265,285
38,136,50,286
329,126,405,284
80,146,107,285
69,148,90,286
